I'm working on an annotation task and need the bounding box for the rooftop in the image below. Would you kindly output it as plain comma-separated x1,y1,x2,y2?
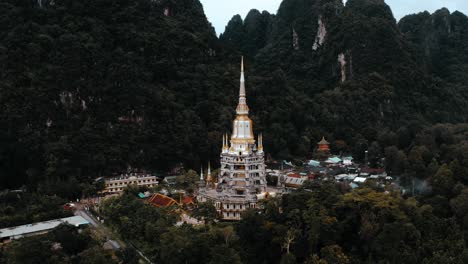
199,189,258,203
318,137,329,145
106,173,157,182
148,193,178,207
0,216,89,239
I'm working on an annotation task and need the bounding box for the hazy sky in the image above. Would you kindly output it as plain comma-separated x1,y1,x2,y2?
200,0,468,35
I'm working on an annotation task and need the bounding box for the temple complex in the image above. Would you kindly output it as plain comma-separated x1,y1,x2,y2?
198,58,267,220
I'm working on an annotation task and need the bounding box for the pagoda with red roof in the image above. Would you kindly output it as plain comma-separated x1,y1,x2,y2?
317,137,330,153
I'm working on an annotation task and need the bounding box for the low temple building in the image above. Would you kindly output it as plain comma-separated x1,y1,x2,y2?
104,173,158,194
284,173,307,189
148,193,178,207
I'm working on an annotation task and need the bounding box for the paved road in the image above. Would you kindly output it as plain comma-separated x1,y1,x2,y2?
74,209,124,250
74,207,153,263
75,209,99,227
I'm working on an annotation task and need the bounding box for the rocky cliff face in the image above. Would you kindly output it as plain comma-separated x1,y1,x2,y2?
223,0,415,85
399,8,468,82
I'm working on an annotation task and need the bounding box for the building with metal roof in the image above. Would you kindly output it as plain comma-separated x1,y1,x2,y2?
0,216,89,240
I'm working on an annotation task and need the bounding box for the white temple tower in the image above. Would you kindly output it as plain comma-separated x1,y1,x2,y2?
198,57,267,220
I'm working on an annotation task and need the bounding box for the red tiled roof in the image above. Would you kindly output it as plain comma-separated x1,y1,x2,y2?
182,196,194,205
148,194,178,207
287,173,301,178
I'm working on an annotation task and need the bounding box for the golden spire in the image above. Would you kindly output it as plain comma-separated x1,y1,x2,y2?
258,133,263,152
206,161,212,188
200,165,204,181
222,134,225,150
226,133,229,149
236,56,249,115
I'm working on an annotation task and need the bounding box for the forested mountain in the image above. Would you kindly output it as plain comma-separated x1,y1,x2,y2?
222,0,468,158
0,0,239,190
1,0,468,193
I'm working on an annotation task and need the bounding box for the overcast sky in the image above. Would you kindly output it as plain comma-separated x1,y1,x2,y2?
200,0,468,35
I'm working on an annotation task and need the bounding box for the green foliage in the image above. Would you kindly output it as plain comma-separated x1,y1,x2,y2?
2,0,468,262
280,252,297,264
208,244,242,264
100,193,176,244
175,169,199,190
1,224,116,264
0,192,72,228
116,248,139,264
192,201,218,224
2,236,58,264
95,179,468,264
100,194,244,263
49,224,91,256
0,0,234,191
320,245,349,264
78,246,117,264
430,164,455,197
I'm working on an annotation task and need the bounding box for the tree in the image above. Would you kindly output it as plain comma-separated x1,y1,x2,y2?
117,248,139,264
451,188,468,220
48,224,90,255
176,169,198,189
430,164,455,196
159,226,203,264
282,229,299,254
220,226,237,246
280,252,297,264
367,141,382,167
4,236,56,264
384,146,407,175
450,188,468,241
306,255,328,264
320,245,350,264
209,245,242,264
408,147,428,178
78,246,117,264
192,202,218,224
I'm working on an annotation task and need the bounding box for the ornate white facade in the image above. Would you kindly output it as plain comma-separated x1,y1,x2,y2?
198,58,267,220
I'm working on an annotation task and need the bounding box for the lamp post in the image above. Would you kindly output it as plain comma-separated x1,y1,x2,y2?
365,150,369,168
